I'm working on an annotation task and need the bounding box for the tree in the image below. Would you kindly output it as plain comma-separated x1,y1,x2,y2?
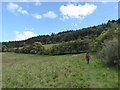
30,42,44,54
51,33,55,36
21,45,33,54
2,45,7,52
108,20,110,23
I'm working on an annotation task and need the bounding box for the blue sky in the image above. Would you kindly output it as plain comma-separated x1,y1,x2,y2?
2,2,118,41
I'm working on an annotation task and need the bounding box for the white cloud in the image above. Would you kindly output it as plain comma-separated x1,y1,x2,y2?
32,14,42,19
7,3,29,15
33,0,41,6
21,10,29,15
115,4,118,9
7,2,19,13
34,0,41,7
69,0,79,3
19,0,30,2
101,0,109,4
71,23,78,26
43,11,58,19
24,27,34,30
15,31,37,41
34,2,41,6
60,3,97,20
59,16,69,21
17,7,22,12
45,33,51,36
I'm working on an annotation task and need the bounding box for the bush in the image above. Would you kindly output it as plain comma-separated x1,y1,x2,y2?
13,42,45,55
90,31,110,52
14,48,20,53
41,49,50,55
20,45,33,54
2,45,8,52
96,38,119,66
32,42,45,54
30,49,37,54
48,40,89,55
14,47,24,53
7,48,15,52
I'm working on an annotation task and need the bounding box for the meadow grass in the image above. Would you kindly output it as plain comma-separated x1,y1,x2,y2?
43,44,58,49
2,53,118,88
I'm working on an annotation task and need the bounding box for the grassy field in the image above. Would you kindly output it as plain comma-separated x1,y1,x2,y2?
2,53,118,88
43,44,58,49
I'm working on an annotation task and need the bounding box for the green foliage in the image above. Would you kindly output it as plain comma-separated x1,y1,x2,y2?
0,47,1,52
30,49,37,54
43,44,58,49
48,40,89,55
14,48,21,53
12,40,89,55
96,38,119,66
3,19,119,48
90,30,113,52
13,42,45,54
20,45,33,54
31,42,45,54
42,48,51,55
7,48,15,52
89,21,119,60
33,42,44,51
2,45,8,52
1,19,119,65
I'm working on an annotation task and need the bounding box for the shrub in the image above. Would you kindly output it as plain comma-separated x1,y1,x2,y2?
96,38,119,66
48,45,60,55
42,49,50,55
2,45,8,52
20,45,33,54
48,40,89,55
30,49,37,54
14,48,20,53
7,48,15,52
14,48,21,53
32,42,45,54
90,31,110,52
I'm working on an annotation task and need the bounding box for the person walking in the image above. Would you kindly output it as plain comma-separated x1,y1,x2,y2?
85,52,91,64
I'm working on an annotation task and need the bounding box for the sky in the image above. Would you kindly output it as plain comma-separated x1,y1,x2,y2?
1,1,118,42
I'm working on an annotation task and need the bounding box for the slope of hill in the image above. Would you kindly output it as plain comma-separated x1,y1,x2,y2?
2,19,119,48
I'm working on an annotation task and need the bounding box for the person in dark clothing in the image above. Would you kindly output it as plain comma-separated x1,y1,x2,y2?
85,52,91,64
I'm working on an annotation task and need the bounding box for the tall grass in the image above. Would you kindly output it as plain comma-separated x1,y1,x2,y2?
2,53,118,88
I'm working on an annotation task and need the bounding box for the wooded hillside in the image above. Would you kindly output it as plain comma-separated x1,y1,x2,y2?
2,19,119,48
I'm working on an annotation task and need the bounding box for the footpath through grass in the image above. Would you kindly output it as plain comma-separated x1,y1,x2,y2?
2,53,118,88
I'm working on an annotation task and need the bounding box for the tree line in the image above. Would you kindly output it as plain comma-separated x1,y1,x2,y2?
1,40,89,55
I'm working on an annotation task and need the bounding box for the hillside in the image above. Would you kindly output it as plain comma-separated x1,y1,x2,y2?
2,19,119,48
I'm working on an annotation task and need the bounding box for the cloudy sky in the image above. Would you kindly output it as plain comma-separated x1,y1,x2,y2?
2,2,118,41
